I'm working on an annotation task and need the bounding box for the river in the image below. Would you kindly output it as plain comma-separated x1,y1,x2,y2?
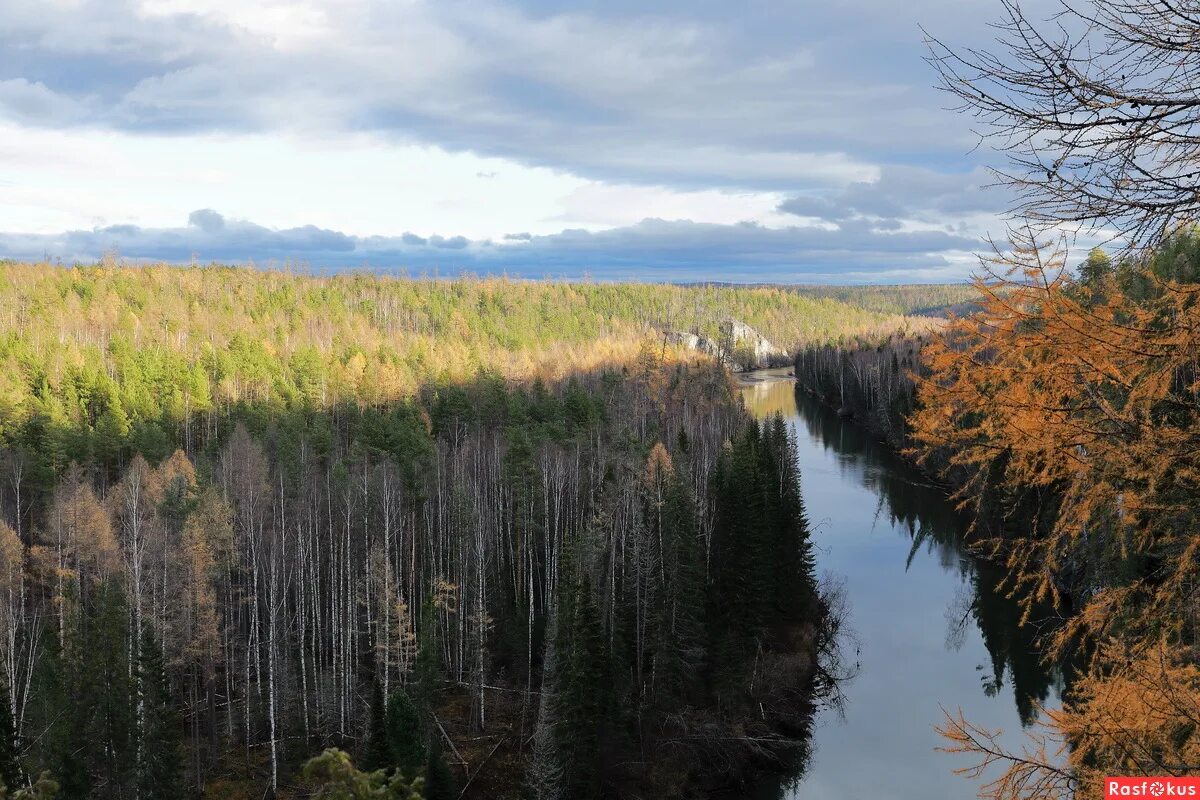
739,369,1064,800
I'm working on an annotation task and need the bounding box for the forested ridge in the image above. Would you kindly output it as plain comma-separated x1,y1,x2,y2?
0,260,907,462
0,261,844,798
787,284,982,317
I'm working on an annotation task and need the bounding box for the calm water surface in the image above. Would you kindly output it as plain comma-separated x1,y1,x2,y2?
739,369,1064,800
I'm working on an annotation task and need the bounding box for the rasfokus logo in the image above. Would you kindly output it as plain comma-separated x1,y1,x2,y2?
1107,778,1200,797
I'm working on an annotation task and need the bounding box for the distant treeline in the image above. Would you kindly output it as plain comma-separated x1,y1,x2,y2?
0,261,911,476
786,283,982,317
794,334,929,451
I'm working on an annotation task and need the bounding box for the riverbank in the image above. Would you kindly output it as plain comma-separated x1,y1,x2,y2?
738,370,1065,799
440,620,822,800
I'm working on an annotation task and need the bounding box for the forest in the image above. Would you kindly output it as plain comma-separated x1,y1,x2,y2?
0,261,866,798
0,260,910,445
787,283,982,317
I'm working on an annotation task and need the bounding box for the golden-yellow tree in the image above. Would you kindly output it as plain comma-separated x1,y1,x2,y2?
910,228,1200,798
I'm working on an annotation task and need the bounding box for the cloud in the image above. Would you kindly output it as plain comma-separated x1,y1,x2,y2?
429,235,470,250
0,0,1041,275
188,208,225,232
779,166,1003,224
0,78,85,125
0,0,1002,192
0,210,981,283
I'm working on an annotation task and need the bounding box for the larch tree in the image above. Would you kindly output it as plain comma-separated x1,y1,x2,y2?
912,228,1200,797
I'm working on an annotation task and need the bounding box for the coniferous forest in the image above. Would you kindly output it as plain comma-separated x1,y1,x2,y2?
0,262,866,798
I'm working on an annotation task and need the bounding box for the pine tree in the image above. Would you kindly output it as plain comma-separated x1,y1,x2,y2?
302,748,423,800
0,772,58,800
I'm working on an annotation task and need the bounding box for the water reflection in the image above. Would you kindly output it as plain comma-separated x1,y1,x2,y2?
738,372,1064,799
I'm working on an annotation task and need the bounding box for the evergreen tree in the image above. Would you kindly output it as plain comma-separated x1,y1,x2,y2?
525,612,563,800
760,414,817,621
652,472,706,707
555,572,607,800
384,691,426,778
363,679,390,773
24,629,74,799
38,579,135,800
1078,246,1113,288
710,424,769,639
302,748,423,800
423,740,456,800
412,597,442,719
0,772,58,800
136,631,182,800
83,580,135,799
0,678,21,793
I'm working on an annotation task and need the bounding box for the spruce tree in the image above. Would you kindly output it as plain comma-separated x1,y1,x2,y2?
86,580,135,798
136,631,182,800
764,413,817,619
363,678,391,773
423,739,456,800
413,597,442,719
0,677,21,793
653,473,706,707
384,691,426,777
555,572,607,800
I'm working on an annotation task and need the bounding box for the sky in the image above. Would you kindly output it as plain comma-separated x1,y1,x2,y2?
0,0,1031,283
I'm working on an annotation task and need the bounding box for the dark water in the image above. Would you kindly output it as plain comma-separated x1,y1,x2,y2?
739,370,1063,800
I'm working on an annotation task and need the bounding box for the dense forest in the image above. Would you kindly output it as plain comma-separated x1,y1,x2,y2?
0,261,850,798
787,284,982,317
793,334,927,451
0,260,909,457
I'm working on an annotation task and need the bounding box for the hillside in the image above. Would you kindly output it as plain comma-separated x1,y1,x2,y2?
788,283,982,317
0,259,843,799
0,261,916,465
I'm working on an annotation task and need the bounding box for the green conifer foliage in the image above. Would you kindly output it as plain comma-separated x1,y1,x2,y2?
0,678,22,793
136,631,183,800
555,573,608,800
384,692,426,777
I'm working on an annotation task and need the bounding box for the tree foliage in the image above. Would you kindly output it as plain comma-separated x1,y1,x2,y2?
302,748,423,800
911,227,1200,797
